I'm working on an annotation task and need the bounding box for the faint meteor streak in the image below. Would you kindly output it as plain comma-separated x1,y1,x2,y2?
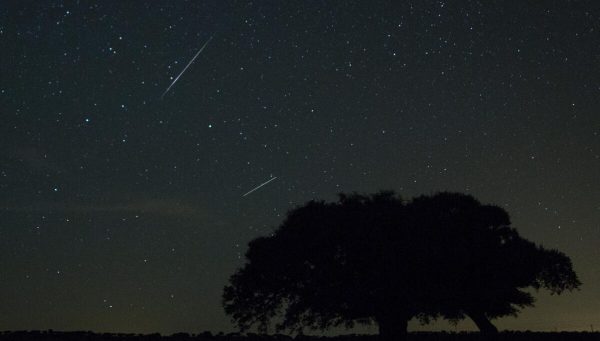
242,176,278,197
160,36,213,99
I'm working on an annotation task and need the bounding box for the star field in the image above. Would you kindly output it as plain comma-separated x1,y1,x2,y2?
1,0,599,335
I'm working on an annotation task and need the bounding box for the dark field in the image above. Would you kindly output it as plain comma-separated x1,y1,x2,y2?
1,331,599,341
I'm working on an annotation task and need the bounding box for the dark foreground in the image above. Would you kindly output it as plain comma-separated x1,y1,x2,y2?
1,331,599,341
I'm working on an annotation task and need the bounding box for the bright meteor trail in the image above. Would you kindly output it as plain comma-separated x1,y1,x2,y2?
242,176,278,197
160,36,213,99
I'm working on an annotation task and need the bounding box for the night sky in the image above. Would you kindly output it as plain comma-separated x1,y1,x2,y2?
1,0,599,335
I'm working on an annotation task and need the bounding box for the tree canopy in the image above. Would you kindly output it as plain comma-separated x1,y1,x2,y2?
222,191,581,340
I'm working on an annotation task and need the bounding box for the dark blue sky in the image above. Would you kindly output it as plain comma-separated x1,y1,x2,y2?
1,0,599,334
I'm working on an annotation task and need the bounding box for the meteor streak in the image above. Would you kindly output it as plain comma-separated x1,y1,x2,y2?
160,36,213,99
242,176,278,197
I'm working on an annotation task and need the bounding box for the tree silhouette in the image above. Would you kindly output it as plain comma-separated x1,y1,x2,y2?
223,191,581,340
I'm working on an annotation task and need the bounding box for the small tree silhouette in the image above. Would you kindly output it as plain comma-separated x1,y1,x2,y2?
223,191,581,340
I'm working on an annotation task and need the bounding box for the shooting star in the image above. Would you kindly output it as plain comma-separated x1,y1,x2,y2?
161,36,213,99
242,176,278,197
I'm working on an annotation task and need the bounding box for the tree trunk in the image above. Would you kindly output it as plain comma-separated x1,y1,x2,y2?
467,310,498,334
377,315,408,341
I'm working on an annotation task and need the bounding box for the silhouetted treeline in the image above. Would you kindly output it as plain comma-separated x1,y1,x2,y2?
1,330,599,341
224,191,581,341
